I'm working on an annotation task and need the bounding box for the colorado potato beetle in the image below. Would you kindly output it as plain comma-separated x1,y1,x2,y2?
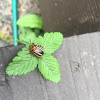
28,43,44,60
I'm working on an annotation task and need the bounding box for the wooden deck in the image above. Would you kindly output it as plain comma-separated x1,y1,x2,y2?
0,32,100,100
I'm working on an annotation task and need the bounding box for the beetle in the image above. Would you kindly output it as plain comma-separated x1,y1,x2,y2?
27,43,44,60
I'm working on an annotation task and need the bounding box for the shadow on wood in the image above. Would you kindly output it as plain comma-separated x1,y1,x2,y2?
39,0,100,37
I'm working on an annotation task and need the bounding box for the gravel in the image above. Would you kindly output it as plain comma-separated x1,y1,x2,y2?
0,0,40,47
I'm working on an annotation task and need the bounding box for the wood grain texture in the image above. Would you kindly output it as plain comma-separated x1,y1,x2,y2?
1,32,100,100
39,0,100,37
77,34,100,100
0,45,24,100
66,37,89,100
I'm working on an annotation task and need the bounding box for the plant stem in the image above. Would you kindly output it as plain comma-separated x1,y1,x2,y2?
16,40,28,45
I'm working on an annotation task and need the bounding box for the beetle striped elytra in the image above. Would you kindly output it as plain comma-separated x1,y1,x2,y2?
28,43,44,60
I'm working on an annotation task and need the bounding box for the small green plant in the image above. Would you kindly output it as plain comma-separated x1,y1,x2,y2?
6,14,63,83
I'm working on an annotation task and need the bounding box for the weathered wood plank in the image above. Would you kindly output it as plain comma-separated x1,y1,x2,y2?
55,40,79,100
0,41,79,100
0,45,24,100
89,32,100,87
0,49,12,100
66,36,89,100
8,71,46,100
2,45,46,100
77,34,100,100
8,40,79,100
1,33,100,100
40,40,79,100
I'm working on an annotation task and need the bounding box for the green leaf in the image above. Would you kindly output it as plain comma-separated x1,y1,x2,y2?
17,14,43,29
43,32,63,53
38,54,61,83
34,32,63,53
34,35,44,46
6,46,38,75
19,27,36,43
